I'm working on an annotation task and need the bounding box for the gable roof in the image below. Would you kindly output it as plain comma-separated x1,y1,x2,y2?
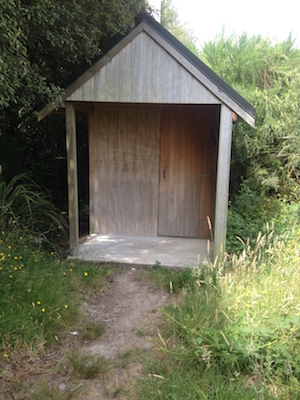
39,13,255,127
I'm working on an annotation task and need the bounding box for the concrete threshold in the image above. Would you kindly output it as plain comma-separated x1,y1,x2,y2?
75,234,212,268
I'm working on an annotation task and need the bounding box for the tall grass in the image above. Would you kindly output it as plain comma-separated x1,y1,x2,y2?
137,225,300,399
0,174,67,247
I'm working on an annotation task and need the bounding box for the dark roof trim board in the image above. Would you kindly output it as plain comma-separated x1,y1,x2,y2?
38,13,255,127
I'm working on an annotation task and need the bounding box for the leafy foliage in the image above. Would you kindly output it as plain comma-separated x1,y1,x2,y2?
160,0,200,56
0,0,147,211
0,0,147,113
226,184,300,253
202,33,300,200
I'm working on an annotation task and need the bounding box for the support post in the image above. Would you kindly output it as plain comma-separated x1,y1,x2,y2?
214,105,233,260
66,102,79,256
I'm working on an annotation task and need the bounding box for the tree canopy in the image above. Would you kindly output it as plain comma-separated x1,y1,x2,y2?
0,0,147,115
0,0,147,191
160,0,200,56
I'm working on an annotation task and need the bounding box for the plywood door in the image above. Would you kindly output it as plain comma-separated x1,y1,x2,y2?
158,108,216,239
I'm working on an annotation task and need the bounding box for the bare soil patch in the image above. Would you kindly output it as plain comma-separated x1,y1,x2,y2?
0,266,172,399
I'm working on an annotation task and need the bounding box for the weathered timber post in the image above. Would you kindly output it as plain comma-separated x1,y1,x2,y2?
214,105,233,260
65,102,79,256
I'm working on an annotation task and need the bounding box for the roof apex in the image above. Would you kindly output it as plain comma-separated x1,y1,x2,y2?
39,12,255,127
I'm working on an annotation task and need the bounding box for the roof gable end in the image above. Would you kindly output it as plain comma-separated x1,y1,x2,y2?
66,29,220,105
39,14,255,127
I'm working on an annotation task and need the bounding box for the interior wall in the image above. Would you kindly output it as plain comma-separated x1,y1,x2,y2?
89,104,160,236
89,103,219,238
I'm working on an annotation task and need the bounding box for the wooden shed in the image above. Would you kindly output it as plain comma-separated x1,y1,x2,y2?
39,14,255,260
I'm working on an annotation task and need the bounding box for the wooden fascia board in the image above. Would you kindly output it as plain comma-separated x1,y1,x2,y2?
143,24,255,127
38,23,146,121
38,99,62,121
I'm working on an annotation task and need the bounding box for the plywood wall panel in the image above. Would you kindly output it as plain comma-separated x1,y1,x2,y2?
67,32,221,105
90,104,160,236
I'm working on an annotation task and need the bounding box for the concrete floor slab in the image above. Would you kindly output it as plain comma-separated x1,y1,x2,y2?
76,234,212,267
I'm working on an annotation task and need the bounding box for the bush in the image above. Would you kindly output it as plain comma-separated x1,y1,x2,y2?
227,182,300,253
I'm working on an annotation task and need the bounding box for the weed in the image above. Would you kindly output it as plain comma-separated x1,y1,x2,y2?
67,349,109,379
81,320,105,340
141,265,196,294
31,381,85,399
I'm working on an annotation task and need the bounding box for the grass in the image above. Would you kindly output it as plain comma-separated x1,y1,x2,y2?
1,201,299,399
67,349,109,379
80,319,106,340
31,381,86,400
136,225,300,399
0,174,68,249
138,262,196,294
0,229,112,351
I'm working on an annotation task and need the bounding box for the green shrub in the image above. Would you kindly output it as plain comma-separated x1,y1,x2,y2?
227,183,300,253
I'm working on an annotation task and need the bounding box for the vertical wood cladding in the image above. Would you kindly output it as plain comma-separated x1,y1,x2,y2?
89,104,160,236
159,107,218,239
89,104,218,238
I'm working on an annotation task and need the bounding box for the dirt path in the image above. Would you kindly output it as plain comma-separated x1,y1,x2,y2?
87,268,168,358
0,266,172,399
0,267,174,400
82,267,170,399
